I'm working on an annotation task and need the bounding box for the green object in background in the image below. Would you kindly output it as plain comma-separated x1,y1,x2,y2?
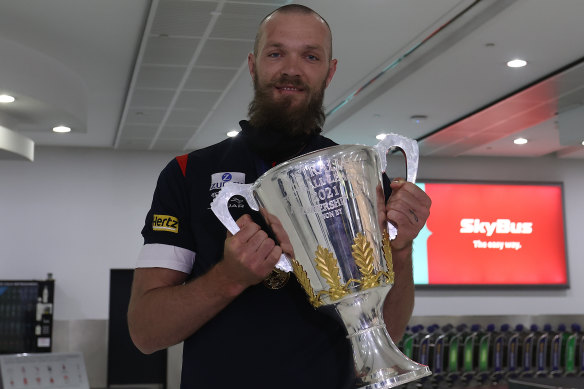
564,333,577,373
478,334,491,372
463,334,475,372
403,335,414,359
448,335,460,373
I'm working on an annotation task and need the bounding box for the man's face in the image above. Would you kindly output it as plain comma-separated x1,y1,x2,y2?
248,12,337,133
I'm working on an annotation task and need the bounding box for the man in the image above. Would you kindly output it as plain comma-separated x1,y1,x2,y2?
128,4,431,389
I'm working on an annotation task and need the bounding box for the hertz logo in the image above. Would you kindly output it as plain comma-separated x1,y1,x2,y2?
153,214,179,233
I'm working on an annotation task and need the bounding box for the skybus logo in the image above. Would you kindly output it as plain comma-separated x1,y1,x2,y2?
460,218,533,237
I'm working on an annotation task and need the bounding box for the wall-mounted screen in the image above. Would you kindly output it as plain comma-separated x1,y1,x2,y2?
412,181,568,288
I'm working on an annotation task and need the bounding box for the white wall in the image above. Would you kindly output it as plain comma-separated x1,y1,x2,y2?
0,147,583,320
0,147,175,320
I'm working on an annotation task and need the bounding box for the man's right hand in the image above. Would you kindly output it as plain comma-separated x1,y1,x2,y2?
219,214,283,290
128,214,283,354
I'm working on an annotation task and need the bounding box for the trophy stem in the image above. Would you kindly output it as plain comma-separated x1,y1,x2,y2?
332,286,431,389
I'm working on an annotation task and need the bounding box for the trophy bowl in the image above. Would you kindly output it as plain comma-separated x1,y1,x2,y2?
211,134,431,388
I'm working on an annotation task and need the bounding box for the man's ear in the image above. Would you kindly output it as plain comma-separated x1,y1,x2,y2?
248,53,256,82
325,59,338,88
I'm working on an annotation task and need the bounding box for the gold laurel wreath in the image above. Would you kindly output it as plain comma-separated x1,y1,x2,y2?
352,233,378,290
292,232,396,307
382,230,395,283
314,246,349,300
291,258,322,307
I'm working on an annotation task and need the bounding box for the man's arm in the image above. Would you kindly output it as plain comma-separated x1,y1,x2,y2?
128,214,282,354
380,179,431,342
383,244,414,342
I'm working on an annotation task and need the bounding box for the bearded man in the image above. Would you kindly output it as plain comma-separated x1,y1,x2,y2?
128,4,431,389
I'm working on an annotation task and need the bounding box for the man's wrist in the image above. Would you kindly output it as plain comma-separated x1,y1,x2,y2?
391,241,413,255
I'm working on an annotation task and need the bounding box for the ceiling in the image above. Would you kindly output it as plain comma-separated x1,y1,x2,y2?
1,0,583,161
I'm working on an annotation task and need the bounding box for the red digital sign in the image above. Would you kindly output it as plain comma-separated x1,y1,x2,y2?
412,182,568,287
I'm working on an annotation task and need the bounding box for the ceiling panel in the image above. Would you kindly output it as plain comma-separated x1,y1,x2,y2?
116,137,153,150
151,1,216,37
131,89,175,108
153,138,193,151
119,124,159,138
211,3,280,40
195,39,252,68
125,108,165,126
185,67,239,90
135,66,186,89
166,109,209,127
158,125,198,139
175,90,222,110
142,36,200,66
461,118,563,158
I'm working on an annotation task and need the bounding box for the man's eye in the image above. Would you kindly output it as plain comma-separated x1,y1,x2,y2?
268,52,281,58
306,55,319,61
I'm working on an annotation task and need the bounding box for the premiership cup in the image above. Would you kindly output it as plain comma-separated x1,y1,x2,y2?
211,134,431,388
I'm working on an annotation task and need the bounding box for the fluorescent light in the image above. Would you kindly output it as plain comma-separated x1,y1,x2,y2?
0,94,15,103
514,137,528,145
507,59,527,68
226,130,239,137
53,126,71,133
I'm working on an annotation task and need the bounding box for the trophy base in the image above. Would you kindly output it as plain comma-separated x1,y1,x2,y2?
331,286,432,389
357,366,432,389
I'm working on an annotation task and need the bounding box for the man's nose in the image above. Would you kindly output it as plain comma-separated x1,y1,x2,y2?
280,55,302,78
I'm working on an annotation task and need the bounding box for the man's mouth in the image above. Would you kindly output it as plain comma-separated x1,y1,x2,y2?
275,85,305,93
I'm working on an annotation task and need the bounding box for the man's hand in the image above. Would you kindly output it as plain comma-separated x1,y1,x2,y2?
220,214,283,290
378,178,431,250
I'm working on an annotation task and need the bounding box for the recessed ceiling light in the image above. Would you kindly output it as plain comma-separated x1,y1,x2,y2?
514,137,528,145
0,94,15,103
376,133,387,140
53,126,71,133
226,130,239,137
507,59,527,68
410,115,427,124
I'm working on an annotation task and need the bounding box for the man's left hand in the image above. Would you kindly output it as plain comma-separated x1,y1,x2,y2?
378,178,431,251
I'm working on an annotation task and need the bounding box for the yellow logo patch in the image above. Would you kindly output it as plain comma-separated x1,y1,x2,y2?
152,214,179,233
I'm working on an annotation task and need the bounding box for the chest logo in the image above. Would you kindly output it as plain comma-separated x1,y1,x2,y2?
209,172,245,191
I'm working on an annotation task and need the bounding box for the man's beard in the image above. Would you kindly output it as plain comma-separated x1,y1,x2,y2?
248,73,326,138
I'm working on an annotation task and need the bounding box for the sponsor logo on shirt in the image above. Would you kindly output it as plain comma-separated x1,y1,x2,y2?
209,172,245,190
209,172,246,199
152,214,179,233
228,197,245,209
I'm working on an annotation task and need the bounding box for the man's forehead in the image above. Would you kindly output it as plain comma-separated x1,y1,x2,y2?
259,12,332,53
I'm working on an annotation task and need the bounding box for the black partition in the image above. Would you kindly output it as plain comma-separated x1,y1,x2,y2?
108,269,167,387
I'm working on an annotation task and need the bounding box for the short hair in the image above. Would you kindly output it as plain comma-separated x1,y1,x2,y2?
253,4,333,60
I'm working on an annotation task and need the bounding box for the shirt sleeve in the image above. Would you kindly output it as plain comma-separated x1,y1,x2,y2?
139,157,196,271
136,243,195,274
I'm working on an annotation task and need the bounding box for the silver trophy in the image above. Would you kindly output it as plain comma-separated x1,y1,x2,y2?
211,134,431,388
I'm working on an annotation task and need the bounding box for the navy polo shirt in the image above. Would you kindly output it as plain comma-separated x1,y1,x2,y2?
140,130,357,388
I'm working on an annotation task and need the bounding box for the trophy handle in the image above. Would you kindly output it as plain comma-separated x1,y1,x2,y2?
375,133,420,239
210,182,292,272
210,182,258,235
375,133,419,183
